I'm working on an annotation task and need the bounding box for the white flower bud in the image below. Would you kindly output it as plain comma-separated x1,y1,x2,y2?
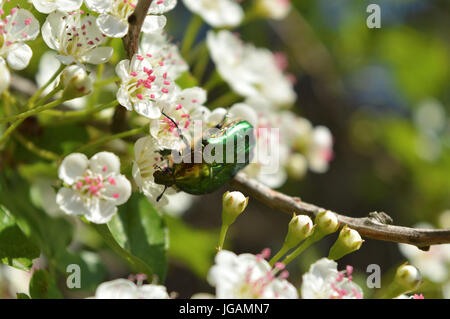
284,214,313,249
328,225,364,260
315,210,339,235
61,65,93,100
286,153,307,180
395,264,422,291
222,191,249,226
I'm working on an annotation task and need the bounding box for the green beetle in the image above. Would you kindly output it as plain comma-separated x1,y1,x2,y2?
153,119,255,200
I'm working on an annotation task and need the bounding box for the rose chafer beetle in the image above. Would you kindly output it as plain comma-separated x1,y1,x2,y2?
153,117,255,200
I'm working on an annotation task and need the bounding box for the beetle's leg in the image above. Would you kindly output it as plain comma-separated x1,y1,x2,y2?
156,186,168,202
215,109,230,129
161,111,190,149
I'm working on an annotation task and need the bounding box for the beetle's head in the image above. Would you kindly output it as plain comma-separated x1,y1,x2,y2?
153,168,175,187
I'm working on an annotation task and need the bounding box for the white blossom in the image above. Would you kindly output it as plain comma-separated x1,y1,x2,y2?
140,31,188,79
42,10,113,66
207,30,296,108
207,250,298,299
182,0,243,28
85,0,177,38
116,52,176,119
93,278,169,299
133,136,176,206
31,0,83,14
56,152,132,224
0,8,39,70
301,258,363,299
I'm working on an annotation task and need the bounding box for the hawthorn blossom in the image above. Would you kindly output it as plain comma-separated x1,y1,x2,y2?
42,10,113,65
56,152,132,224
92,278,169,299
207,30,296,108
116,52,176,119
140,31,188,80
256,0,292,20
207,250,298,299
31,0,82,14
182,0,244,28
149,87,208,150
85,0,177,38
301,258,363,299
0,8,39,70
399,223,450,283
0,57,9,93
133,136,176,206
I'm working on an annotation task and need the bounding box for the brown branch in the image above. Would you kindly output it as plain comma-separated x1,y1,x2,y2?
113,0,154,134
123,0,153,60
231,172,450,249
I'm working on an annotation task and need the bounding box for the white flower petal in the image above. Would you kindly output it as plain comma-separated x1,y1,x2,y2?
97,14,129,38
85,199,117,224
82,47,114,64
0,58,10,94
56,188,90,216
58,153,89,185
142,15,166,33
89,151,121,175
103,174,132,206
85,0,113,13
95,279,138,299
6,43,32,70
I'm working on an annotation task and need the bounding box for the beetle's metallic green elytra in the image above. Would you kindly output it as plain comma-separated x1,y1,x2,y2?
153,120,255,195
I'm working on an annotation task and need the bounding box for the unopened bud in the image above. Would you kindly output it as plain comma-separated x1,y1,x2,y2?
286,153,307,180
395,264,421,292
222,191,249,226
315,210,339,236
284,214,313,250
61,65,93,100
328,225,364,260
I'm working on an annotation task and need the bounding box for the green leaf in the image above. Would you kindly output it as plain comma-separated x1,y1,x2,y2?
0,205,40,271
29,269,63,299
164,215,217,278
16,293,31,299
93,193,168,281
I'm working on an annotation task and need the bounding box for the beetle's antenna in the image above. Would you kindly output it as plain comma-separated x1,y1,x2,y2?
161,111,190,148
156,186,168,202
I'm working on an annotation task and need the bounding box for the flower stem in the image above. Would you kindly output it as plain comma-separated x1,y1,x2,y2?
0,98,65,145
28,64,65,108
193,43,209,83
269,246,289,267
181,15,203,57
218,224,229,251
34,85,62,107
43,100,118,119
0,98,65,124
73,124,148,154
281,237,316,266
13,132,59,161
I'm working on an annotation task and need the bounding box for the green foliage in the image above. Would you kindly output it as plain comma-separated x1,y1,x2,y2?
0,206,40,271
29,270,63,299
164,215,217,278
93,193,168,281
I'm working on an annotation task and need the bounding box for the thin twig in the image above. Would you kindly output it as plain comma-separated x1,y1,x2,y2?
231,172,450,249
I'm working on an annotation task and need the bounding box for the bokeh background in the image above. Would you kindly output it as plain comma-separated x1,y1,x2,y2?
1,0,449,298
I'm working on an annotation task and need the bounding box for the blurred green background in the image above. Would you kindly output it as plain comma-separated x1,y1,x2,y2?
1,0,449,299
